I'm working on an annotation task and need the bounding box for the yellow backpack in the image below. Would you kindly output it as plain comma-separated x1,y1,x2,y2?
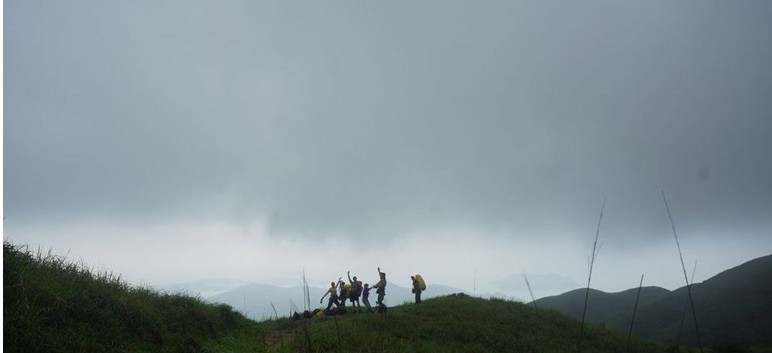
415,274,426,291
344,283,352,296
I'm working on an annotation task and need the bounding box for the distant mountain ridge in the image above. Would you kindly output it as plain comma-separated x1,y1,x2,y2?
492,272,580,301
153,278,249,298
534,254,772,348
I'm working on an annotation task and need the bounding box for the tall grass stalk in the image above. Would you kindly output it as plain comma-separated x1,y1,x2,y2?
661,190,703,353
627,274,645,350
302,267,311,311
523,270,538,311
676,260,698,346
302,268,311,353
578,198,606,353
270,302,278,320
473,268,477,297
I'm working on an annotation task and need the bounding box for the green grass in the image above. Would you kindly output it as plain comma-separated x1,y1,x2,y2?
273,295,685,353
3,241,264,353
4,240,702,353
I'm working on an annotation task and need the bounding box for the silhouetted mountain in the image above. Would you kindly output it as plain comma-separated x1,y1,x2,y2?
535,286,671,326
534,254,772,348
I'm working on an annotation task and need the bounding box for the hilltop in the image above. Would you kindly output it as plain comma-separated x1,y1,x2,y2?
267,293,672,353
206,281,465,320
2,240,693,353
535,254,772,350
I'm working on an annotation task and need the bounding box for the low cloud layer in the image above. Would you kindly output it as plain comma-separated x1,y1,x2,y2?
5,1,772,293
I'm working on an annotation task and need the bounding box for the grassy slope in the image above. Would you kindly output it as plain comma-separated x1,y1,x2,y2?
271,294,676,353
3,242,264,353
3,240,703,353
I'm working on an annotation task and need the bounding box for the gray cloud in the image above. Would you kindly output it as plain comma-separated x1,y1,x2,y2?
5,0,772,248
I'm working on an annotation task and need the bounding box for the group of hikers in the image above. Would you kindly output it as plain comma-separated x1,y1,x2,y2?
318,267,426,315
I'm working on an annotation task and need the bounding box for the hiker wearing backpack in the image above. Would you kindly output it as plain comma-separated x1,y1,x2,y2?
373,267,387,312
362,283,374,313
320,281,340,312
347,270,363,312
411,274,426,304
337,278,348,307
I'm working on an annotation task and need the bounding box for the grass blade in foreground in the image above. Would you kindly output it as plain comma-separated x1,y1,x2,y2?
578,197,606,353
662,190,704,353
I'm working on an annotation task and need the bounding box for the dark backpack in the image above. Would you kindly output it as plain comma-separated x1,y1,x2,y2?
351,281,362,297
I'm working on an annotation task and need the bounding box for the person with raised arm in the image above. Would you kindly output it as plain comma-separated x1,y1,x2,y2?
319,281,340,312
347,270,363,312
372,267,388,312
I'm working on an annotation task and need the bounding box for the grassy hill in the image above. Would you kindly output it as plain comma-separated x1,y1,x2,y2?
535,286,671,326
534,254,772,351
636,254,772,348
4,240,695,353
3,242,264,353
267,294,676,353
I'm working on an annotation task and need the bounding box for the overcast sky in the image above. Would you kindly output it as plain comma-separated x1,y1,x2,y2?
4,0,772,298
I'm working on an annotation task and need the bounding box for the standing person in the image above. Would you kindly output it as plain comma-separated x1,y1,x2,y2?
411,276,422,304
361,283,374,313
347,271,363,312
373,267,387,312
337,278,348,307
319,281,340,312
